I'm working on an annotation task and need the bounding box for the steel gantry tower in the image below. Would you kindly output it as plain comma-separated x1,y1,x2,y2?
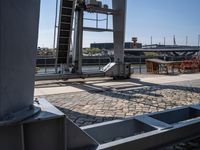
56,0,131,78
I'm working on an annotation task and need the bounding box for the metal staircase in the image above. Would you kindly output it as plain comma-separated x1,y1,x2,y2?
100,62,116,72
57,0,75,65
100,62,131,79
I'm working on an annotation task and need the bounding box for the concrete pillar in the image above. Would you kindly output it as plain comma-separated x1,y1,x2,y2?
112,0,127,63
0,0,40,118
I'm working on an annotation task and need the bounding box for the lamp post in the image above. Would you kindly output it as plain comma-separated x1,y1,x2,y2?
198,34,200,56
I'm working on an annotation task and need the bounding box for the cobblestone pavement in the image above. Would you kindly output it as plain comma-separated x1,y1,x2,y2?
38,85,200,126
36,79,200,149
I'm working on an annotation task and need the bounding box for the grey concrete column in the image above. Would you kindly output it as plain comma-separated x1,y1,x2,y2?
112,0,127,63
0,0,40,118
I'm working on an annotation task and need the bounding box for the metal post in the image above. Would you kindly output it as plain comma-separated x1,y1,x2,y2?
112,0,127,64
53,0,59,73
0,0,40,119
72,5,84,74
173,35,176,45
45,56,47,73
106,14,109,29
164,37,166,46
99,53,101,70
186,36,188,46
139,52,142,74
96,13,98,28
198,34,200,56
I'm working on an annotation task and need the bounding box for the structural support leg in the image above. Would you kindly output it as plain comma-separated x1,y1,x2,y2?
0,0,40,119
112,0,127,64
72,8,84,74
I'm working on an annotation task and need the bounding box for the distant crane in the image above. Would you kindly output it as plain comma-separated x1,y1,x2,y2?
173,35,176,46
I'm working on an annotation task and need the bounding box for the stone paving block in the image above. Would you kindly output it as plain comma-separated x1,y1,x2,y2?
36,79,200,149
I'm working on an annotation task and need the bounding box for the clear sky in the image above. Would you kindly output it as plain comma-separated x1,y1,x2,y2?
38,0,200,48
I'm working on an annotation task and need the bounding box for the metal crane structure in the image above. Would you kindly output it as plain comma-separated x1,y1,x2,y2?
36,0,131,80
1,0,200,150
72,0,130,79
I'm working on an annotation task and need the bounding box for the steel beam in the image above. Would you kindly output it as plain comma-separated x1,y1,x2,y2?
0,99,67,150
0,0,40,119
72,1,84,74
2,99,200,150
112,0,127,63
82,104,200,150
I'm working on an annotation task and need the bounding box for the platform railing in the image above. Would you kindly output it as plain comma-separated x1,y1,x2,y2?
35,53,198,75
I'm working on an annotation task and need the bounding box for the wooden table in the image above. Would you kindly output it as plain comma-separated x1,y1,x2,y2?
146,59,181,74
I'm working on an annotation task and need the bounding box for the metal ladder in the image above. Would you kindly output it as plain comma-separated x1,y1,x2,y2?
57,0,75,65
100,62,116,72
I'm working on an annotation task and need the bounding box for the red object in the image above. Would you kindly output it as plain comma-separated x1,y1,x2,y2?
181,59,199,72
